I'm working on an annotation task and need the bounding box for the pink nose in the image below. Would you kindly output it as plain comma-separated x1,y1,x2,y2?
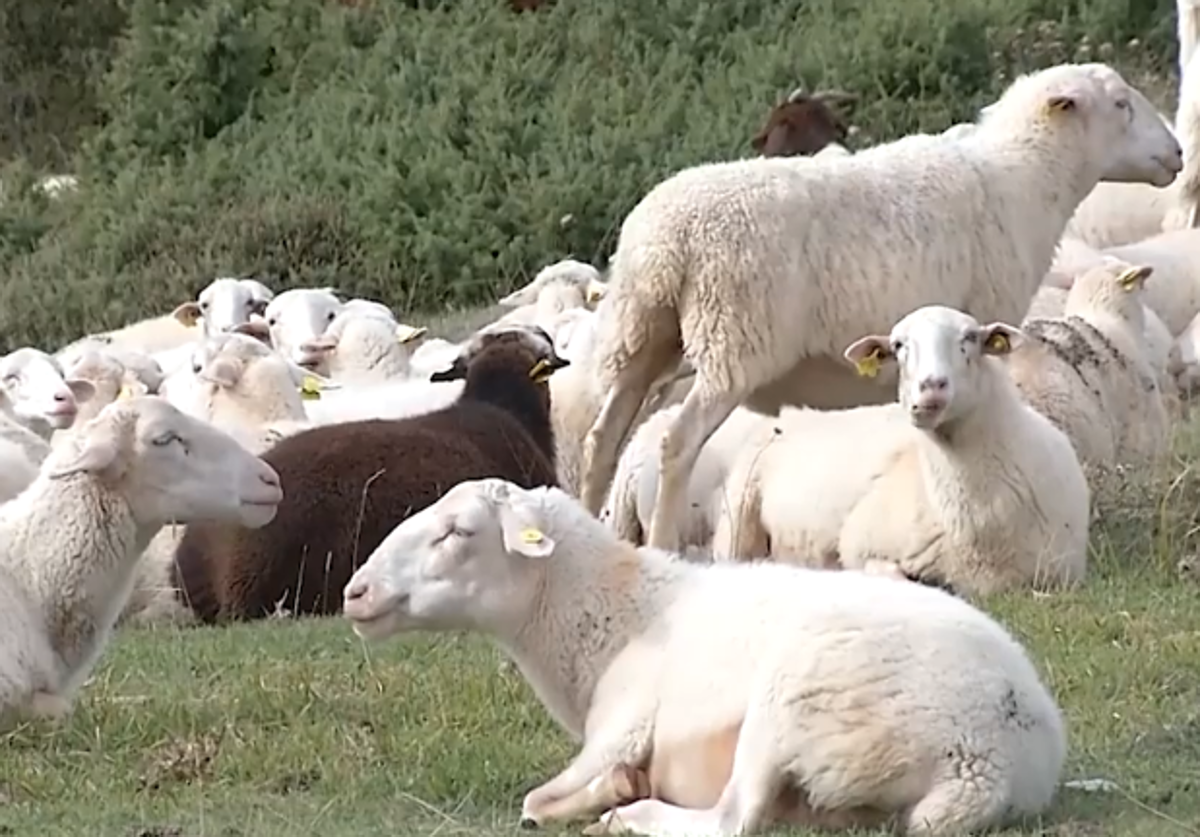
344,579,367,603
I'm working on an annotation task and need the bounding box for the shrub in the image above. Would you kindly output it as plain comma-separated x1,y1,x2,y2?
0,0,1179,349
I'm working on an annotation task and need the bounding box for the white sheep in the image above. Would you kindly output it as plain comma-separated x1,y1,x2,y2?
712,306,1090,595
497,259,608,316
0,347,95,439
296,310,428,383
1009,261,1169,468
55,347,164,428
580,62,1181,549
261,287,345,365
343,477,1066,836
0,396,282,726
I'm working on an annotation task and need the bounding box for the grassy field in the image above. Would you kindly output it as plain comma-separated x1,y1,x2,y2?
1,383,1199,837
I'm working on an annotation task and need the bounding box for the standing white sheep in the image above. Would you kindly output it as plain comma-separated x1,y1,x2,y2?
0,397,282,726
343,477,1066,836
580,62,1182,549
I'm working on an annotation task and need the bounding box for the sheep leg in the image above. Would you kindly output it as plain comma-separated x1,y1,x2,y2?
647,384,740,551
29,690,71,722
582,353,676,516
525,763,651,826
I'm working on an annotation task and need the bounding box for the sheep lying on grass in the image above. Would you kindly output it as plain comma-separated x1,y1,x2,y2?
712,306,1090,595
343,477,1066,836
171,276,274,337
172,327,568,622
0,347,95,438
579,61,1183,550
0,397,282,727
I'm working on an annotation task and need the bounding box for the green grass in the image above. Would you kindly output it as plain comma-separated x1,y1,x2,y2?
2,413,1200,836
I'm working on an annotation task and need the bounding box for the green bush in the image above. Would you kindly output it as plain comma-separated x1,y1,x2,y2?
0,0,1180,350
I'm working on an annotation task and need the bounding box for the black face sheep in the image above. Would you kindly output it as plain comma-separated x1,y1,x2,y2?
170,326,569,622
751,88,858,157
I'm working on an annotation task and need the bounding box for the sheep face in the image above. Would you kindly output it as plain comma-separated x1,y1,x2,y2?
166,332,311,420
172,277,275,336
47,396,283,528
343,478,551,640
262,288,344,364
0,348,95,431
498,259,606,308
843,306,1022,432
983,63,1181,187
1067,260,1152,321
751,91,855,157
429,325,570,383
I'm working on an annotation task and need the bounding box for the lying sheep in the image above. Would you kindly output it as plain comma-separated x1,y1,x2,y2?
712,306,1090,595
171,276,275,337
262,287,344,365
0,397,282,726
343,477,1066,836
580,62,1182,550
491,259,609,333
56,348,164,427
1006,261,1168,467
296,310,428,383
751,86,858,157
171,327,569,622
0,347,95,439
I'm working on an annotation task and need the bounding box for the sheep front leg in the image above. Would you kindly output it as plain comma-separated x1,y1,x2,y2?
520,713,654,828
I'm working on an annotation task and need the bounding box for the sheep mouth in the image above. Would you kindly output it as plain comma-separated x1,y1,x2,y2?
346,599,407,639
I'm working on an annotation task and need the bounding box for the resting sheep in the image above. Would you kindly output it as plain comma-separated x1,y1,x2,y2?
751,87,858,157
296,310,428,383
0,397,282,726
0,347,95,439
171,276,275,337
580,61,1183,550
261,287,345,366
343,476,1066,836
712,306,1090,595
171,326,569,622
1005,261,1169,467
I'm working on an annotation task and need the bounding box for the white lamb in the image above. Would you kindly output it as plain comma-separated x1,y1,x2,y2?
296,309,428,383
580,62,1181,550
343,476,1066,836
1007,261,1170,468
711,306,1090,595
0,347,96,439
261,287,345,365
0,397,282,727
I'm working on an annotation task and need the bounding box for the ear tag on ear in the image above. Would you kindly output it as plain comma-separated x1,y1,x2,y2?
529,358,551,381
117,384,133,401
299,376,323,401
1117,268,1141,292
396,325,427,344
520,527,545,545
586,286,604,304
853,347,884,379
985,333,1010,353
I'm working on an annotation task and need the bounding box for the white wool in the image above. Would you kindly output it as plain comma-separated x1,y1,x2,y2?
580,62,1181,550
0,397,281,726
295,309,428,384
344,478,1066,835
712,306,1090,595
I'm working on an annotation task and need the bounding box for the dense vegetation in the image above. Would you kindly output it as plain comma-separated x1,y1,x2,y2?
0,0,1180,349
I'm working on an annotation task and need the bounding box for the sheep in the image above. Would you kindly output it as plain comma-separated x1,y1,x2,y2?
342,476,1066,836
0,397,282,726
170,326,569,622
0,347,96,439
170,276,275,337
0,434,43,506
751,86,858,157
296,310,428,383
261,287,345,365
579,62,1183,550
491,259,609,332
1169,308,1200,396
55,348,165,427
1007,261,1170,467
1164,45,1200,231
711,306,1090,595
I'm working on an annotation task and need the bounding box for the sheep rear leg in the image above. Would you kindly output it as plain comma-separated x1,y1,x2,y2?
582,352,677,516
902,762,1012,835
647,383,740,551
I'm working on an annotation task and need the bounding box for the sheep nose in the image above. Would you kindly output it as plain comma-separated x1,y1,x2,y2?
53,391,72,403
259,468,281,490
344,579,367,602
919,376,948,393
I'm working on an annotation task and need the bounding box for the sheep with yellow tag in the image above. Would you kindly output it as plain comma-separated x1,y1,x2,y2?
711,304,1090,597
1004,257,1169,468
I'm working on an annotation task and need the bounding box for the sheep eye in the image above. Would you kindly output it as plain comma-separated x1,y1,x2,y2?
191,362,202,374
267,317,278,327
151,432,177,447
199,301,210,310
1115,99,1130,110
890,339,904,353
327,311,337,322
2,374,18,386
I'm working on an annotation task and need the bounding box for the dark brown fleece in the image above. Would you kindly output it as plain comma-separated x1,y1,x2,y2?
171,330,564,622
751,91,857,157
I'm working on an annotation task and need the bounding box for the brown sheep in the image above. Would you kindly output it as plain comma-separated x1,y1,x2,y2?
751,87,858,157
171,326,568,623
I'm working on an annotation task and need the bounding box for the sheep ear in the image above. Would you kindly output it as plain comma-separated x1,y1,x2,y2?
584,281,608,305
496,497,555,559
1116,264,1153,291
498,285,536,307
1044,94,1077,115
232,320,272,345
842,335,893,378
318,286,344,301
48,434,120,480
395,324,428,344
67,378,95,404
430,356,468,382
173,302,202,327
248,298,270,316
199,356,243,389
979,323,1023,356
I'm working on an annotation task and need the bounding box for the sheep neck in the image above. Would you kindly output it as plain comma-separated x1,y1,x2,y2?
0,472,159,694
500,538,681,739
460,362,555,462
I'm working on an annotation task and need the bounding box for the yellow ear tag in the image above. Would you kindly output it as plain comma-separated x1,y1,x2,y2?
1117,268,1142,292
853,347,884,379
117,384,133,401
985,333,1010,353
299,376,323,401
396,325,428,344
528,358,551,380
585,285,605,304
520,527,544,544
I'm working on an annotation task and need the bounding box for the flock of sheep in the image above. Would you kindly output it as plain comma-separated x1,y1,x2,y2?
3,12,1200,836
